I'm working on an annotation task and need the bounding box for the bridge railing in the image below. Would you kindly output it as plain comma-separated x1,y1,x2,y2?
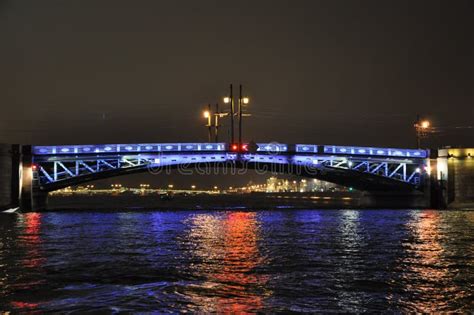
32,143,428,159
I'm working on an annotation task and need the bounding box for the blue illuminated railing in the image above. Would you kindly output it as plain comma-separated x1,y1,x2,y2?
32,143,428,159
256,143,288,152
32,143,227,155
322,145,427,158
295,144,318,153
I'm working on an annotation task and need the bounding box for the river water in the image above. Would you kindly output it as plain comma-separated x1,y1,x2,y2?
0,209,473,312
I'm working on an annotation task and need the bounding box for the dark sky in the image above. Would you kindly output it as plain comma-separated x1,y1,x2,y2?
1,0,473,149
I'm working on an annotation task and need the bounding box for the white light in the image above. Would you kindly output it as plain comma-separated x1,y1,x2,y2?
223,97,231,104
415,167,421,173
424,165,431,175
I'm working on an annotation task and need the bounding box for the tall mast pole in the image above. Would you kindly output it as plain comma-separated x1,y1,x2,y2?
214,103,219,142
230,84,234,144
239,84,243,146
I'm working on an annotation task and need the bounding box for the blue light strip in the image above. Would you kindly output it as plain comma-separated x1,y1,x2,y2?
323,145,427,158
32,143,428,159
32,143,227,155
295,144,318,153
256,143,288,152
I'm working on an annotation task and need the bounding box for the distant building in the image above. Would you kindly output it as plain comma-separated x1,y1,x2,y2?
266,177,347,193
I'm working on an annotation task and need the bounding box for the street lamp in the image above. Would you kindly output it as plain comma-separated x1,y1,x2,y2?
203,104,212,142
414,115,432,148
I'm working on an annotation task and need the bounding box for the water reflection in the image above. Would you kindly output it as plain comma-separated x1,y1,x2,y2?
335,210,369,312
1,210,473,312
401,210,462,312
21,213,44,268
8,213,45,312
183,212,268,312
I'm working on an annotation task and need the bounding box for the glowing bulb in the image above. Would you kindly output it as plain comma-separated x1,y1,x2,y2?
203,110,210,118
242,97,250,104
421,121,430,129
223,97,231,104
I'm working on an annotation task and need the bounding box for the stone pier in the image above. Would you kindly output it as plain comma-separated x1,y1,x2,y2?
0,144,21,210
437,148,474,209
0,144,47,211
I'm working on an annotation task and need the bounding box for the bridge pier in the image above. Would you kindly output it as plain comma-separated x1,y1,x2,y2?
436,148,474,209
0,144,48,212
0,144,21,210
19,145,48,211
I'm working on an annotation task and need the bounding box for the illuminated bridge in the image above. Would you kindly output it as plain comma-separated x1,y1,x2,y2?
29,142,429,196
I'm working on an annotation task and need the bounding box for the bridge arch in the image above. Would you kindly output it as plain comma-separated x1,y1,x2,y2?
36,157,420,193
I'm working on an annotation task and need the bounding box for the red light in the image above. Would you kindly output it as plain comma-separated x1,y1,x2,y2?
32,164,38,171
231,144,239,151
241,144,248,151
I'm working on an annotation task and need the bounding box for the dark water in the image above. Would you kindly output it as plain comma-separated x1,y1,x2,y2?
1,210,473,313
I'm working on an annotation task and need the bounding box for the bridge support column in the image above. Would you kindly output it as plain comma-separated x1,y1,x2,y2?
19,145,48,211
437,148,474,209
0,144,21,210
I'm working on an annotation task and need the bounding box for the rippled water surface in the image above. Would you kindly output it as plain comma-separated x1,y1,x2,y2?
1,210,473,312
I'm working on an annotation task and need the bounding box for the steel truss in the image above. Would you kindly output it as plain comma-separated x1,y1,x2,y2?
35,153,425,189
322,158,421,185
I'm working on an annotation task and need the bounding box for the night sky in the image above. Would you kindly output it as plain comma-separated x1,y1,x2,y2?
1,1,473,187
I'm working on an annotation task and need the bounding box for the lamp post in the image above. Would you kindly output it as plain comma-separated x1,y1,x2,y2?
203,104,212,142
414,114,431,148
239,85,242,146
223,84,234,144
214,103,220,142
238,84,250,147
